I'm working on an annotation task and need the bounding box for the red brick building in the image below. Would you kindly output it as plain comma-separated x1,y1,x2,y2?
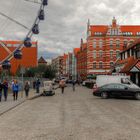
87,17,140,75
62,53,68,76
76,39,87,80
0,40,38,75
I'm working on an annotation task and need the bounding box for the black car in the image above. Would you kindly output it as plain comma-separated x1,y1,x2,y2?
93,83,140,100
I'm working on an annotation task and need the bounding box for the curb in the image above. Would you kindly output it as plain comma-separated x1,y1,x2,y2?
28,93,42,100
0,93,42,116
0,100,25,116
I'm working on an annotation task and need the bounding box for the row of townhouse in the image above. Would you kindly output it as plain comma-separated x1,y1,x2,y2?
52,17,140,81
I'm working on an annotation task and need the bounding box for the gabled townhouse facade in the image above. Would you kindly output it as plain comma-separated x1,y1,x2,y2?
86,17,140,75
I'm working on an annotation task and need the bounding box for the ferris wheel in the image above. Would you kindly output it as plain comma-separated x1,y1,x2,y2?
0,0,48,70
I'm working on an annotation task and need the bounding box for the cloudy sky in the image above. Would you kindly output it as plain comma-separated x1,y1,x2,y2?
0,0,140,60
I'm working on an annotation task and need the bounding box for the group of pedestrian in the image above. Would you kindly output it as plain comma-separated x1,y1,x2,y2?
58,79,77,94
0,78,31,102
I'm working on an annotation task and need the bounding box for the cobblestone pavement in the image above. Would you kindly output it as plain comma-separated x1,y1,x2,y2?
0,85,140,140
0,89,41,116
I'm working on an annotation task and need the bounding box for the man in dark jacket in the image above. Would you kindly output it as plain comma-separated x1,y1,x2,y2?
36,79,40,93
3,79,8,101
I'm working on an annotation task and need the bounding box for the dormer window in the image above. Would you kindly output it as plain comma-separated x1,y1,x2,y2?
136,32,140,36
123,32,133,36
94,32,102,36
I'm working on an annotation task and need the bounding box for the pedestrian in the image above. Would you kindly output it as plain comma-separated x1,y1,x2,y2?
3,79,8,101
72,80,76,91
12,80,19,101
59,79,66,94
24,81,30,98
0,81,3,102
36,79,40,93
33,80,36,89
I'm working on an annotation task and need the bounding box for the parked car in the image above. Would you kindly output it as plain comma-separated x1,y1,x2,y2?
42,81,55,96
93,83,140,100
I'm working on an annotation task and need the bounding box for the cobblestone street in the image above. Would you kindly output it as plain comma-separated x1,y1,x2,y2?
0,85,140,140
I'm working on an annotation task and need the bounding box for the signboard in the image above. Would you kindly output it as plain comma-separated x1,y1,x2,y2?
20,67,25,74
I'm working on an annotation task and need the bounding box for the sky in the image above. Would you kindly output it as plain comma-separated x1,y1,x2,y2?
0,0,140,60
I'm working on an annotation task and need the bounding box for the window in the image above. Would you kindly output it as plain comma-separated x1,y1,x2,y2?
99,62,103,69
99,40,103,48
103,84,128,89
123,40,128,48
116,40,120,48
129,40,134,45
116,51,120,58
93,40,96,48
110,51,113,59
6,44,12,47
93,62,96,69
110,62,114,67
93,51,96,59
110,40,113,48
99,51,103,58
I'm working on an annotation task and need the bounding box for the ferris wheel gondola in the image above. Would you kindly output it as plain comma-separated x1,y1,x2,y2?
0,0,48,70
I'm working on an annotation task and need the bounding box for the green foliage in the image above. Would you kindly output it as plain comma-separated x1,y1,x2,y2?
23,64,57,79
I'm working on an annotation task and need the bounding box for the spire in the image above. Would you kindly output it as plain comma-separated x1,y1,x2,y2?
112,17,117,27
87,19,90,38
81,38,83,45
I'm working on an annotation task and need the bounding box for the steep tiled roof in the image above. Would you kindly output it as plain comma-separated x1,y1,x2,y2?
120,26,140,34
89,25,140,36
120,58,139,73
121,38,140,53
90,25,108,35
38,56,47,64
74,48,80,55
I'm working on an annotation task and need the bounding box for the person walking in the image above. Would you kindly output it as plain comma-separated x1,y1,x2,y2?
36,79,40,93
33,80,36,89
12,80,19,101
59,79,65,94
0,81,3,102
24,81,30,98
3,79,8,101
72,80,76,91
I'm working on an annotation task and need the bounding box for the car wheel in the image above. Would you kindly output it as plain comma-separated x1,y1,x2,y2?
101,92,108,99
135,93,140,100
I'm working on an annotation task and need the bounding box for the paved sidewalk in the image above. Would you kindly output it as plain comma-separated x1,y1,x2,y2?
0,88,42,116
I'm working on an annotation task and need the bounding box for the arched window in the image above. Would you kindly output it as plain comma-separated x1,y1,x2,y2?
99,39,103,48
93,62,96,69
93,39,96,48
99,62,103,69
93,51,96,59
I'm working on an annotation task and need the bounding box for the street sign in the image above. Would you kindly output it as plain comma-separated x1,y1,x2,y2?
20,67,25,74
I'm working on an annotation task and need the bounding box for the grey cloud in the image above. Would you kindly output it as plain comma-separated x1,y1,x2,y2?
0,0,140,60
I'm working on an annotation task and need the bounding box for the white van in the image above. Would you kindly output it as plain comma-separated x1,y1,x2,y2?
95,75,139,89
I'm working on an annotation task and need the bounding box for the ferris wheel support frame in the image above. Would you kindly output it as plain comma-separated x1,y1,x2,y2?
0,0,48,66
